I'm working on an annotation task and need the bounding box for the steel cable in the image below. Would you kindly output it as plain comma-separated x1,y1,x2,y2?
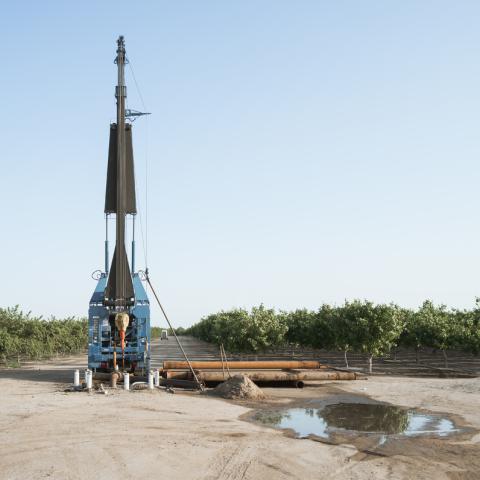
145,273,204,391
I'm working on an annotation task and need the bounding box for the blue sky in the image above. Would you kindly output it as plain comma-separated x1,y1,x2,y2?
2,1,480,327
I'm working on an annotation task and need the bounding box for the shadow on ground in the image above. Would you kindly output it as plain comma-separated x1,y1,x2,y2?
0,368,81,383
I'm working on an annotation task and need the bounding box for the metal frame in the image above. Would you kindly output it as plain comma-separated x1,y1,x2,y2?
87,36,150,373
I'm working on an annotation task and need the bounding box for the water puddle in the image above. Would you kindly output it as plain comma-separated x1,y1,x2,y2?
253,402,459,440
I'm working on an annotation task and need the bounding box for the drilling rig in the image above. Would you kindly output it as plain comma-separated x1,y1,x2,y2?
88,36,150,373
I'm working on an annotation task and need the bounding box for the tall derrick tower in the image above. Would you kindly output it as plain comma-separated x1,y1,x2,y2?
88,36,150,373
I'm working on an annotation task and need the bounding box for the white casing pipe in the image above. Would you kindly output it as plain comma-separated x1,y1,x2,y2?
154,369,160,387
148,370,154,390
74,369,80,387
86,369,93,389
124,372,130,390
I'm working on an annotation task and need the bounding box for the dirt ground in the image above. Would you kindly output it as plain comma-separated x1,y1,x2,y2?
1,355,479,480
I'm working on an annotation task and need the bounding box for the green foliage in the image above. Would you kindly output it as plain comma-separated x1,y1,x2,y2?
398,300,477,360
338,300,405,358
400,308,425,351
188,299,480,366
282,309,316,347
0,306,88,361
188,305,288,353
4,294,479,367
169,326,187,336
337,301,405,372
283,301,405,370
320,303,350,352
413,301,455,352
457,299,480,354
151,326,187,338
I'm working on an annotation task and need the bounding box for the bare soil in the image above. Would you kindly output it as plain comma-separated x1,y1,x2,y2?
210,374,265,400
1,340,479,479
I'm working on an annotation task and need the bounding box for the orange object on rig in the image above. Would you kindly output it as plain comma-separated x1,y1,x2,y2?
115,313,130,352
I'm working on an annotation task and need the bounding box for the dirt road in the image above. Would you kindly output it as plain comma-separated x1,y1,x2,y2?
1,342,479,479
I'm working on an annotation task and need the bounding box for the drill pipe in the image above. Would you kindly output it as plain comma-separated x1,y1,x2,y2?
164,370,356,382
162,360,326,370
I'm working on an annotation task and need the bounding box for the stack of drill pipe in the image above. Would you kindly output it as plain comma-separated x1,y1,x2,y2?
161,360,355,383
162,360,327,370
164,369,356,382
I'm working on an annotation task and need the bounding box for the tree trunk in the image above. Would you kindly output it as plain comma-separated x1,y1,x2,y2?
393,348,397,361
344,350,349,368
368,355,373,374
415,346,420,364
442,349,448,368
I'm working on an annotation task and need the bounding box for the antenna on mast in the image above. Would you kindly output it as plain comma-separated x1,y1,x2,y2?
125,109,151,122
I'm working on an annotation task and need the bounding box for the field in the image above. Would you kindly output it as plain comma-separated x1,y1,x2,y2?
1,336,479,480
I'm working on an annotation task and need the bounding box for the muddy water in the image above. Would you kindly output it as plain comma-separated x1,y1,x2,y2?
239,385,480,477
245,391,480,477
254,402,458,439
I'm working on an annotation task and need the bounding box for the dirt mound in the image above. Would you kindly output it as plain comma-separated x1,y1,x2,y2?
211,374,265,400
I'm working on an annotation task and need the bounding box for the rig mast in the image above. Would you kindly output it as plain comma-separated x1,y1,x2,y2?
88,36,150,373
104,35,135,308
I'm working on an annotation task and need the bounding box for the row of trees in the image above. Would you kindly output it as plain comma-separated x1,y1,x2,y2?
151,326,187,338
187,301,480,372
188,305,288,353
2,300,479,371
0,306,88,363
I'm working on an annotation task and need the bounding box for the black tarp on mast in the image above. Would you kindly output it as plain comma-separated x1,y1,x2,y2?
104,36,136,307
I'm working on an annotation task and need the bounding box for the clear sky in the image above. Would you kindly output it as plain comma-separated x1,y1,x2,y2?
2,1,480,327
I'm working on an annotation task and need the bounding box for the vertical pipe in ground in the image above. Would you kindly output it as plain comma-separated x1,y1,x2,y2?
74,369,80,387
124,373,130,390
86,370,93,389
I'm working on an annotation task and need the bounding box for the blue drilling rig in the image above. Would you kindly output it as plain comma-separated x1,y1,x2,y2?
88,36,150,373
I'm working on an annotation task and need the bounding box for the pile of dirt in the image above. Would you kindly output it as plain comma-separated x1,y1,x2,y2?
211,374,265,400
